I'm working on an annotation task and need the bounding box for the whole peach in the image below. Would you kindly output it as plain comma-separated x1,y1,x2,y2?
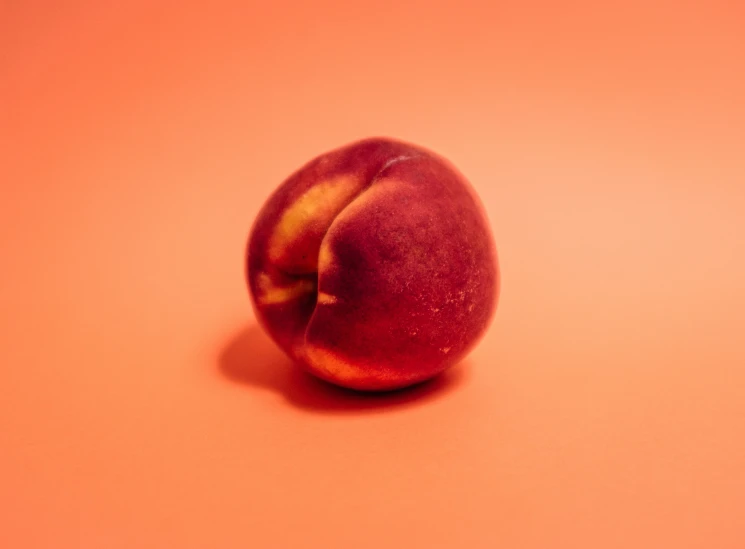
246,137,499,391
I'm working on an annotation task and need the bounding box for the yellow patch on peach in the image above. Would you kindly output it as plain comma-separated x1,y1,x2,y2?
301,344,426,390
302,345,367,384
255,273,315,305
316,291,337,305
317,241,334,272
267,175,361,265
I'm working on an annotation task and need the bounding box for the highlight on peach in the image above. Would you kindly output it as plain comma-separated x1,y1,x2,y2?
246,137,499,391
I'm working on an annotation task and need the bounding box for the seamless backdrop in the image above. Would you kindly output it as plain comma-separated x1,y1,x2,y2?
2,1,744,548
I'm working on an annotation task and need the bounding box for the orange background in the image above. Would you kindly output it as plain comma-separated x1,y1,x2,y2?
2,1,744,547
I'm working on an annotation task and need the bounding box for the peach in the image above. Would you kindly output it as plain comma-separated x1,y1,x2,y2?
245,137,499,391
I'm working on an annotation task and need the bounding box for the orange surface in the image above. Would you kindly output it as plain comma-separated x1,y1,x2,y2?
2,2,744,547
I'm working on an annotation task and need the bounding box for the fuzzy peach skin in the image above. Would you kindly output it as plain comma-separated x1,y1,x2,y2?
245,137,499,391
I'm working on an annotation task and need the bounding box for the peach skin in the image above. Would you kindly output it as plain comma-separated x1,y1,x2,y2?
246,137,499,391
